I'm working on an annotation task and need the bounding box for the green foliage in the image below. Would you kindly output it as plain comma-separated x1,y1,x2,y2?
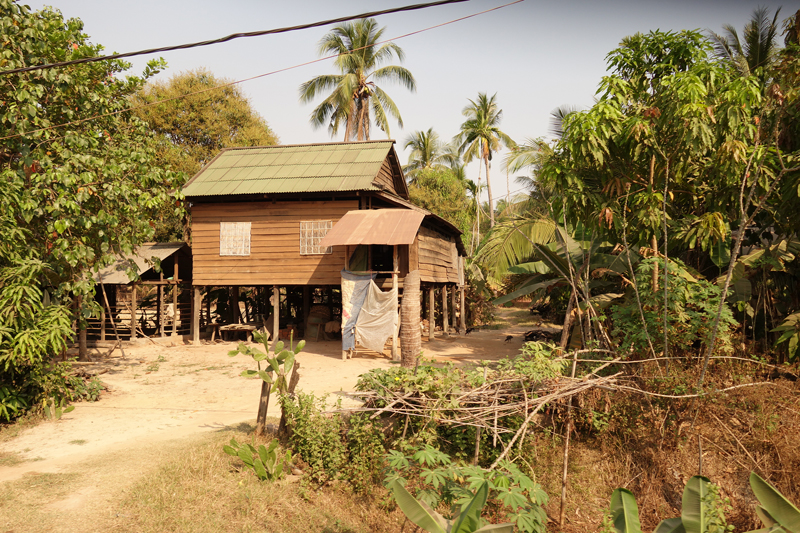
0,1,179,419
609,488,642,533
605,476,734,533
455,92,516,227
408,167,474,237
771,311,800,362
223,438,290,482
389,479,514,533
132,68,279,176
281,392,386,493
228,331,304,395
610,258,738,357
749,472,800,532
0,385,28,422
385,445,547,533
43,396,74,421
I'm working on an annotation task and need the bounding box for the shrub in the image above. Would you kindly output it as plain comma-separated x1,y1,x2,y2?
385,444,549,533
281,392,386,493
610,257,738,358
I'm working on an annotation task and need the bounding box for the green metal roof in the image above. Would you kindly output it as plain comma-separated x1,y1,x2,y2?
182,141,396,197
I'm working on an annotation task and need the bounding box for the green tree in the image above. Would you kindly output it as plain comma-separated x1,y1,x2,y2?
299,18,415,141
402,128,459,183
132,69,279,176
408,167,473,239
0,1,180,416
709,6,783,83
131,69,278,240
456,93,516,228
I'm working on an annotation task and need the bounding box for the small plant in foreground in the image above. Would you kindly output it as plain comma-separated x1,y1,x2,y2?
386,445,548,533
605,472,800,533
224,438,290,482
281,392,386,492
389,479,514,533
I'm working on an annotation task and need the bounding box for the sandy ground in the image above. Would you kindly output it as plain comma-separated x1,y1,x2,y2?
0,310,554,530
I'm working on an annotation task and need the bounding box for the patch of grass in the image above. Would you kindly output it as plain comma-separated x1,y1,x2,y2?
68,439,87,446
115,430,402,533
0,451,25,466
192,365,229,372
0,472,82,532
0,412,43,443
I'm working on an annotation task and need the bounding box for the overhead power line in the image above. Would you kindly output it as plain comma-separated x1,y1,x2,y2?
0,0,524,142
0,0,470,76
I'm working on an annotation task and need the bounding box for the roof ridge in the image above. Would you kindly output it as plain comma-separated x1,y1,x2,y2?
219,140,396,152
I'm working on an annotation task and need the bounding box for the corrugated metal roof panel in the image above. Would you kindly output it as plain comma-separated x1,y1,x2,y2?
93,243,187,285
319,210,424,247
182,141,395,197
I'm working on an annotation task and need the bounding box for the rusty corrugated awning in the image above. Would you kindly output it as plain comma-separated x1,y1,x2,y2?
319,209,425,247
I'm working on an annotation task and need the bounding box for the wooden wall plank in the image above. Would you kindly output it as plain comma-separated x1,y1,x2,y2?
191,200,356,286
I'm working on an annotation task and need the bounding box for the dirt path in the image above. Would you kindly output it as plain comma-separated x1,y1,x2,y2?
0,308,552,530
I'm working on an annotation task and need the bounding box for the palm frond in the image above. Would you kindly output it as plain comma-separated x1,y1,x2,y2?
475,216,559,282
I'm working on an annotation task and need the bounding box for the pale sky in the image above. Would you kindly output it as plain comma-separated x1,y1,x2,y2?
29,0,791,203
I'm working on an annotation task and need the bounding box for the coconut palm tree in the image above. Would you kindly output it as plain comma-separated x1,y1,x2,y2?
299,18,416,141
455,93,516,228
402,128,460,183
708,6,783,83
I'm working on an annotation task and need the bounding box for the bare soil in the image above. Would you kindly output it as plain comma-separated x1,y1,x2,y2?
0,308,549,531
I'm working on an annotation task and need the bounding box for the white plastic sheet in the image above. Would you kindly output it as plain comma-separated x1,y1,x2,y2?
355,281,398,354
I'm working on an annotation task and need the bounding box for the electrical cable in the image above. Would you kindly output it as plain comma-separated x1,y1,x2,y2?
0,0,470,76
0,0,524,143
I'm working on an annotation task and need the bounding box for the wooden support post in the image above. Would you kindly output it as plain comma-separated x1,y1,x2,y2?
130,284,137,340
192,286,201,344
172,254,179,336
442,285,449,335
157,284,164,337
302,286,310,328
460,286,466,334
272,286,279,350
77,294,88,361
451,288,457,333
392,245,399,360
428,286,435,342
231,286,240,324
100,306,106,342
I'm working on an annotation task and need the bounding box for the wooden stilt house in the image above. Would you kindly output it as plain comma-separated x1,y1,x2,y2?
183,140,466,358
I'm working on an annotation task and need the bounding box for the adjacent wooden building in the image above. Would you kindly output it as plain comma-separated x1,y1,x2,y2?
182,140,466,357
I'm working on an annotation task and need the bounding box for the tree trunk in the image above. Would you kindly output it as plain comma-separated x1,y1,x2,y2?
559,290,577,350
255,380,271,437
485,156,495,227
400,271,421,368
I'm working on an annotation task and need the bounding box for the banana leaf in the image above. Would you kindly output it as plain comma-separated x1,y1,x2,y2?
610,488,642,533
681,476,711,533
750,472,800,532
654,517,686,533
389,480,448,533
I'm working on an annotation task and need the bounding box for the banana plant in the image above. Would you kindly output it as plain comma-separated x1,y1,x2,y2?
747,472,800,532
608,476,722,533
223,438,290,482
609,488,643,533
389,479,514,533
